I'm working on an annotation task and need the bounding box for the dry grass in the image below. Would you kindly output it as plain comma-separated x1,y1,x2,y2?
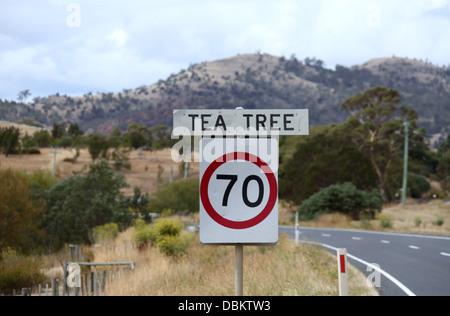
98,228,377,296
281,199,450,236
0,148,198,196
380,200,450,235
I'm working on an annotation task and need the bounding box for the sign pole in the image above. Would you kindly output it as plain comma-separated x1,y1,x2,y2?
235,244,244,296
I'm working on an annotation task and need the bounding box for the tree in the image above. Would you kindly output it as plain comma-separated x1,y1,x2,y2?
437,152,450,192
32,130,51,148
43,161,128,250
148,179,199,214
0,127,20,157
88,134,109,162
17,90,31,103
124,123,149,149
0,170,46,253
67,123,84,137
280,125,378,205
341,87,419,201
51,122,66,139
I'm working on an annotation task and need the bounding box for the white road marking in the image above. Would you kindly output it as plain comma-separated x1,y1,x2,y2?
441,252,450,257
299,240,416,297
381,240,391,244
352,237,362,240
322,234,331,237
409,245,420,250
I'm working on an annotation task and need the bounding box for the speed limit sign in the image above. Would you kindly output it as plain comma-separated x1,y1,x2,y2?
199,138,279,245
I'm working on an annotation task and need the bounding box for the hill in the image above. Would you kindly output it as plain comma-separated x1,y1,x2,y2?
1,53,449,144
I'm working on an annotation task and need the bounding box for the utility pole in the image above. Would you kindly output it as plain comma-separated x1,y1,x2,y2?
401,122,409,206
52,147,58,178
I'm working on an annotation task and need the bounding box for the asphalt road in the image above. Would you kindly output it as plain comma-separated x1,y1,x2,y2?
280,226,450,296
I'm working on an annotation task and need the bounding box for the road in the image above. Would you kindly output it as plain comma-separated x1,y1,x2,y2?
280,226,450,296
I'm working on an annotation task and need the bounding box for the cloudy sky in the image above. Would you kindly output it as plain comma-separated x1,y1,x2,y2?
1,0,449,100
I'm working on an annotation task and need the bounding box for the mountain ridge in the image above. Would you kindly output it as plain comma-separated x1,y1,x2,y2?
1,53,449,144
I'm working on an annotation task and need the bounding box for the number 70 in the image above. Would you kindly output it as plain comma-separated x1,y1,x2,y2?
216,174,264,208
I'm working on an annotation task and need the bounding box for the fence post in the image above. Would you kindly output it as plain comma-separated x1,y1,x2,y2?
337,248,349,296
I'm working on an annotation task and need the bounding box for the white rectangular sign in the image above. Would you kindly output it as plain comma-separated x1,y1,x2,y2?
199,137,279,245
173,109,309,136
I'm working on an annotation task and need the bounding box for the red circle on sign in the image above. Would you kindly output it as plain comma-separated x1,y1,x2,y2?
200,152,278,230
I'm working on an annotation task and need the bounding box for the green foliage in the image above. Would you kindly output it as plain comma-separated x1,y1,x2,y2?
340,87,420,201
149,179,199,214
32,130,51,148
153,219,183,237
379,214,394,229
124,123,149,150
408,173,431,198
0,170,46,254
432,217,444,227
437,152,450,191
92,223,119,243
0,126,20,156
87,134,109,162
298,183,382,221
157,234,190,257
414,216,422,227
43,161,128,250
133,219,189,257
0,248,46,294
280,124,378,205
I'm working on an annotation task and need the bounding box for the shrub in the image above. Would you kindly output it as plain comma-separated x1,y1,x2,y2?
133,219,190,256
157,234,189,257
379,214,394,229
0,248,46,294
92,223,119,243
408,173,431,198
298,183,382,221
414,216,422,228
432,217,444,227
148,179,199,214
154,219,183,237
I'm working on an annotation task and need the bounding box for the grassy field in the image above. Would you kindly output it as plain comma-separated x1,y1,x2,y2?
90,228,378,296
278,200,450,237
0,148,197,196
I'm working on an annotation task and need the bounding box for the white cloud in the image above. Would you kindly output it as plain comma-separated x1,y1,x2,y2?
106,29,129,47
0,0,449,99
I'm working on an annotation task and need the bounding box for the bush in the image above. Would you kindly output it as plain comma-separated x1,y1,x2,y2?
157,235,190,257
414,216,422,228
22,147,41,155
154,219,183,237
379,214,394,229
298,183,382,221
92,223,119,243
432,217,444,227
148,179,199,214
408,173,431,199
133,219,189,256
0,248,46,294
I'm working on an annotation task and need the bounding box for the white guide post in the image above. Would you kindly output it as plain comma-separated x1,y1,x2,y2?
338,248,349,296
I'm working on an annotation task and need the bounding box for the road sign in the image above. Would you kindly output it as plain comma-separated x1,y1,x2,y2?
199,138,278,245
173,109,309,136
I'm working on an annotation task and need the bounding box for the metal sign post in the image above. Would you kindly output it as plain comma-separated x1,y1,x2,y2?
173,108,309,297
235,244,244,296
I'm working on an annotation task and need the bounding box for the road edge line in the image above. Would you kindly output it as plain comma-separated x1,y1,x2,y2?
297,240,417,297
